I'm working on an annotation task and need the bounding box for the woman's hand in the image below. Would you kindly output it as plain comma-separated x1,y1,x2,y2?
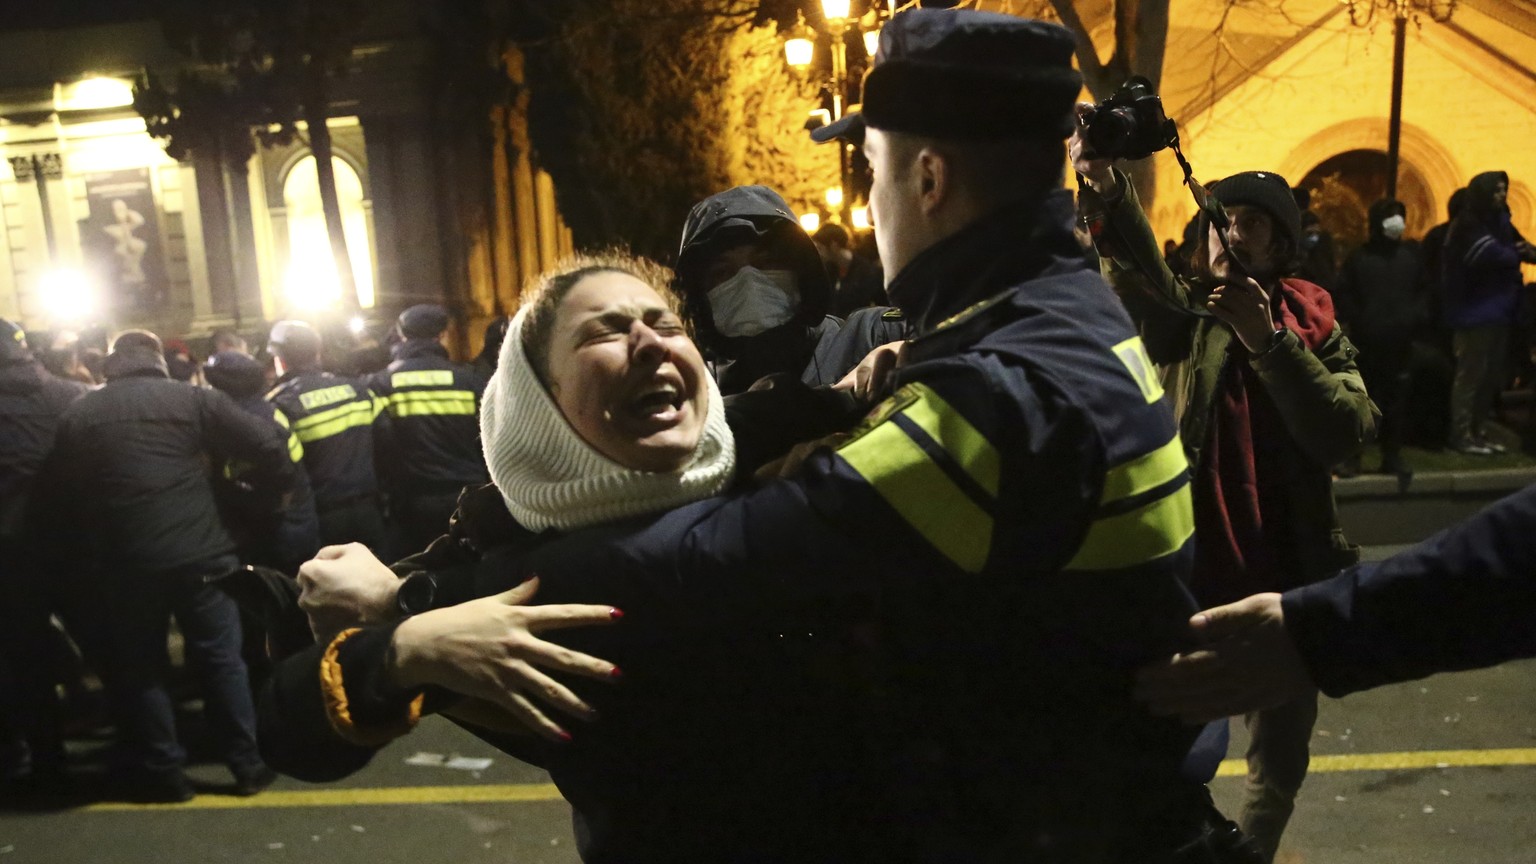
298,543,401,642
389,577,622,743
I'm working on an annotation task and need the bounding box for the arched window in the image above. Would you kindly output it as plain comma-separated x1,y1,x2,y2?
281,155,375,309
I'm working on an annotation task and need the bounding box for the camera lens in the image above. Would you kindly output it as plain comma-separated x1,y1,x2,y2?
1087,107,1138,159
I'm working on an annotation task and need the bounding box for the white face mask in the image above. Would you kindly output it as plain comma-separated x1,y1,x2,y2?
706,267,800,338
1381,214,1406,241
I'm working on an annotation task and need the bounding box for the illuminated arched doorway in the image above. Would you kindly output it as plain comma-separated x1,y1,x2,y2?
1298,150,1434,262
281,155,375,310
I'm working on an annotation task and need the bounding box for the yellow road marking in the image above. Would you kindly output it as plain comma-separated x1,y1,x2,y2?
77,750,1536,811
83,783,564,812
1215,747,1536,777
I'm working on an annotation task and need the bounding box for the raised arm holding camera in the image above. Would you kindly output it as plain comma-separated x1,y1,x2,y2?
1073,98,1377,864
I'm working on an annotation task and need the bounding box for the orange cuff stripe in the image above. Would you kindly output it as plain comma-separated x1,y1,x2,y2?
319,628,425,747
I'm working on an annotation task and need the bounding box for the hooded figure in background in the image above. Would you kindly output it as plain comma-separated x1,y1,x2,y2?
1441,171,1536,454
1334,198,1428,477
674,185,905,396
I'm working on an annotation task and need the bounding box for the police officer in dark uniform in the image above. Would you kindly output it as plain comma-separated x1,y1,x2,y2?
367,305,489,560
265,320,387,552
0,319,86,786
285,10,1256,862
204,350,320,572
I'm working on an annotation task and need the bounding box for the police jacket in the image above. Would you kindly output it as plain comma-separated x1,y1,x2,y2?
1284,482,1536,698
0,358,87,539
265,193,1208,863
35,350,296,577
366,339,489,496
266,366,382,507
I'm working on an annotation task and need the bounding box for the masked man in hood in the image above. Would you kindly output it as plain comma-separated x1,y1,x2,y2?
674,185,906,396
1441,171,1536,454
1334,199,1428,477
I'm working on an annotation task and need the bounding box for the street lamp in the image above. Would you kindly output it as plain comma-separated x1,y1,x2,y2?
1341,0,1458,199
783,1,887,227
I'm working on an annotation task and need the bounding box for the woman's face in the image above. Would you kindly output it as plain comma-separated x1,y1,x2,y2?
545,272,709,473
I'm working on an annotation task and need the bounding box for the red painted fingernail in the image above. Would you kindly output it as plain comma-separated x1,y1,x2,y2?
609,608,624,620
609,666,624,680
557,730,573,743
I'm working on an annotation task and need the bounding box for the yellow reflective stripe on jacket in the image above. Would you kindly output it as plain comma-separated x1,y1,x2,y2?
1066,432,1193,571
298,384,359,411
899,385,999,497
391,370,455,388
291,399,377,443
1111,336,1165,404
1064,484,1194,571
1096,435,1186,505
272,408,305,463
837,383,999,574
385,389,478,418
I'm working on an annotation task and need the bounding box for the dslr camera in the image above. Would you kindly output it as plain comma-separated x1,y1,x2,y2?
1079,76,1176,161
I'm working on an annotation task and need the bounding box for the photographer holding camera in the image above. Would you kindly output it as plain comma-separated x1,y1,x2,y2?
1073,96,1377,864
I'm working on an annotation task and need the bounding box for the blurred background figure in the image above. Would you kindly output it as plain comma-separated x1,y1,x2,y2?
0,319,88,791
32,330,294,802
367,304,490,560
472,315,511,379
813,222,885,318
1334,198,1427,478
265,321,387,552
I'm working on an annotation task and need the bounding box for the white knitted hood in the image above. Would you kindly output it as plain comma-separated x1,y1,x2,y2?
480,304,735,532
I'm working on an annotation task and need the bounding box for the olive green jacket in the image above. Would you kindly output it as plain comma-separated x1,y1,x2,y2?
1080,172,1379,589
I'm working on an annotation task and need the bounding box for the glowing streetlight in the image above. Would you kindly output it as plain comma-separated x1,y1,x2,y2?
851,206,871,230
783,12,816,71
862,26,880,58
825,186,844,209
820,0,852,23
348,316,368,336
799,212,822,234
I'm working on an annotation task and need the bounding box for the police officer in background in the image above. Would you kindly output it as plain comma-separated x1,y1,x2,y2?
265,320,387,552
205,350,320,573
367,304,489,560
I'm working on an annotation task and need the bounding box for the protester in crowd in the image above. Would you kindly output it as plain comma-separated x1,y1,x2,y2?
367,304,490,560
1136,481,1536,724
30,330,295,802
0,319,88,789
1333,198,1427,478
813,222,886,317
261,253,894,861
1076,135,1376,861
265,320,388,552
204,350,320,573
163,338,199,384
287,11,1243,862
211,328,249,356
1293,189,1336,290
672,184,904,395
472,315,511,380
37,331,97,386
1441,171,1536,454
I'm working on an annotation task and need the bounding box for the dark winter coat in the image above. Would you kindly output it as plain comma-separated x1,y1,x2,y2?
0,359,88,539
35,348,297,577
1334,199,1429,353
1441,171,1528,329
366,339,489,496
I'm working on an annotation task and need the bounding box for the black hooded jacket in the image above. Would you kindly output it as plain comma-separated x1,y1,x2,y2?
1334,199,1429,348
0,358,88,539
34,348,297,577
675,186,906,394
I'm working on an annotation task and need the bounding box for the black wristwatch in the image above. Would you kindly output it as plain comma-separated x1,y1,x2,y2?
395,571,439,618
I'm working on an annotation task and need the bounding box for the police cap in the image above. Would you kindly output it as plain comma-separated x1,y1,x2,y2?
268,320,322,359
397,304,450,339
0,318,29,361
811,8,1081,145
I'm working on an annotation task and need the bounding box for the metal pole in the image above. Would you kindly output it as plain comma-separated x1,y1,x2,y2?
828,20,852,226
1386,12,1406,201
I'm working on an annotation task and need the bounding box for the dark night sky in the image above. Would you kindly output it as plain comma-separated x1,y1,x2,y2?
0,0,155,33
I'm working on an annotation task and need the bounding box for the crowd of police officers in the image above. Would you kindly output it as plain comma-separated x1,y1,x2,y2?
0,305,493,802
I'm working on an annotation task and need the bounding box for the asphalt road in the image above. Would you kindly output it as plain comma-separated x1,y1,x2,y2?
4,547,1533,863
